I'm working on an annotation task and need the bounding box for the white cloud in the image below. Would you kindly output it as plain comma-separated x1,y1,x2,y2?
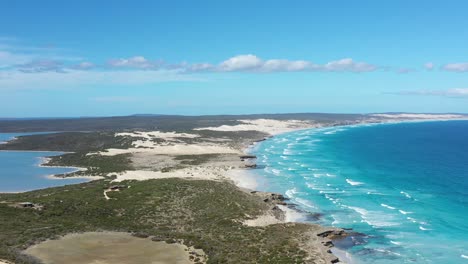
424,62,434,70
216,55,377,73
442,63,468,72
17,60,65,73
218,54,263,71
392,88,468,98
0,51,33,68
261,59,311,72
323,58,377,72
108,56,159,69
72,61,95,70
0,69,201,90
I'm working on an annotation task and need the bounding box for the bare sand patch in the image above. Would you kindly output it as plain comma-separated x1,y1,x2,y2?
112,167,228,182
243,212,283,226
24,232,195,264
95,144,240,156
194,119,315,135
116,131,200,139
371,113,465,119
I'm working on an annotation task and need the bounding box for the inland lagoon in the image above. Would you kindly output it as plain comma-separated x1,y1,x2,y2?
0,133,89,193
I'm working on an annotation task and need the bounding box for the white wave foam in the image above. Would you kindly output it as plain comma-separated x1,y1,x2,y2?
419,226,432,231
407,217,417,223
346,179,364,186
295,197,317,209
400,191,412,199
347,206,399,227
399,210,413,215
285,188,298,198
271,169,281,176
390,240,402,245
374,248,402,257
461,255,468,259
381,203,396,210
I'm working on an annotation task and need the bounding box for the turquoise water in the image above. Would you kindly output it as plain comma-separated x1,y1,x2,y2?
0,133,88,193
251,121,468,263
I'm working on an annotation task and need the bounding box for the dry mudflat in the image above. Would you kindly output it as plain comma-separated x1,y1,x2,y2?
24,232,195,264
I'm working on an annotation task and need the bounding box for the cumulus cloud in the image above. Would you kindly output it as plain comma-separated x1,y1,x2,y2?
323,58,377,72
17,59,65,73
108,56,160,69
424,62,434,70
216,55,377,73
0,69,202,90
72,61,95,70
218,54,263,71
391,88,468,98
442,63,468,72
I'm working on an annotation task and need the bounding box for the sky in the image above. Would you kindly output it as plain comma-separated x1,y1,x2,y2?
1,0,468,117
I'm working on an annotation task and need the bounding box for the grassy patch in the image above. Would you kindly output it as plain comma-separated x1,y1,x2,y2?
46,153,133,176
0,179,312,263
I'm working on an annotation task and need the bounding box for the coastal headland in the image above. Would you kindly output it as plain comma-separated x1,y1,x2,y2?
0,113,466,264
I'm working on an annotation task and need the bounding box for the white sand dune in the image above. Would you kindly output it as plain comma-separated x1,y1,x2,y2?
371,113,465,119
116,131,200,139
96,144,240,156
112,166,230,182
194,119,315,135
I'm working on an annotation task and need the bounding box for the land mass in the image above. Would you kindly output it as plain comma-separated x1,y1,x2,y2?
0,113,466,264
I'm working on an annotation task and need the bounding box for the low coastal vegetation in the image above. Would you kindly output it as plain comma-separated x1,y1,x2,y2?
0,178,325,263
0,115,371,263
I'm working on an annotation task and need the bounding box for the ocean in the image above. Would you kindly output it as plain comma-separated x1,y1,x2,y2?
0,133,88,193
249,120,468,263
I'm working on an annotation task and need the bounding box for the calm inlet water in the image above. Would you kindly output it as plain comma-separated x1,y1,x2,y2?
250,121,468,263
0,133,88,192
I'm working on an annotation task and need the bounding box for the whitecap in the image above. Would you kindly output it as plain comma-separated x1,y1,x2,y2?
346,179,364,186
347,206,399,227
400,191,412,199
461,255,468,259
419,226,432,231
399,210,413,215
390,240,402,245
295,197,317,209
285,188,298,198
381,204,396,210
271,169,281,176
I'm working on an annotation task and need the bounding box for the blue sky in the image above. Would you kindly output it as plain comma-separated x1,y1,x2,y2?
1,0,468,117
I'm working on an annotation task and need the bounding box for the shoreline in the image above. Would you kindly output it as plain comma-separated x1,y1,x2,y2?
2,117,468,263
230,117,468,263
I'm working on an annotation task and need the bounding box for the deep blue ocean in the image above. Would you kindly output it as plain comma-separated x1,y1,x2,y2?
0,133,88,193
250,121,468,263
